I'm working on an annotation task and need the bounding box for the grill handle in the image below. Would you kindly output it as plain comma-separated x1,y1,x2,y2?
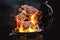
44,1,53,16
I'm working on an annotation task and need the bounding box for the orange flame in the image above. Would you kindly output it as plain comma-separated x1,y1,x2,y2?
14,12,38,32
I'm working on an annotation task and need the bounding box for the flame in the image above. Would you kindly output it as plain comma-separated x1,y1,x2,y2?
19,25,23,32
30,14,37,29
31,14,36,24
14,12,38,32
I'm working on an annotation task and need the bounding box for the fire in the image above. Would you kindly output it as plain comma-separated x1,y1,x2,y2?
14,13,38,32
30,14,37,29
31,14,36,24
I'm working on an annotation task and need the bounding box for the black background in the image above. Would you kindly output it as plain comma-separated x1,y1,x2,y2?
0,0,57,40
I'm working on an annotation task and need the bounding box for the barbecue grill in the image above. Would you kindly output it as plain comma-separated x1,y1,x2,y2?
9,1,53,40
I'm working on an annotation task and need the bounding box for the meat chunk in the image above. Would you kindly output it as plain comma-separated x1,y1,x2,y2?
21,21,33,29
21,5,39,14
16,13,27,22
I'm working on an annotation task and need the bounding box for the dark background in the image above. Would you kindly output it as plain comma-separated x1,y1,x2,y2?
0,0,57,40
